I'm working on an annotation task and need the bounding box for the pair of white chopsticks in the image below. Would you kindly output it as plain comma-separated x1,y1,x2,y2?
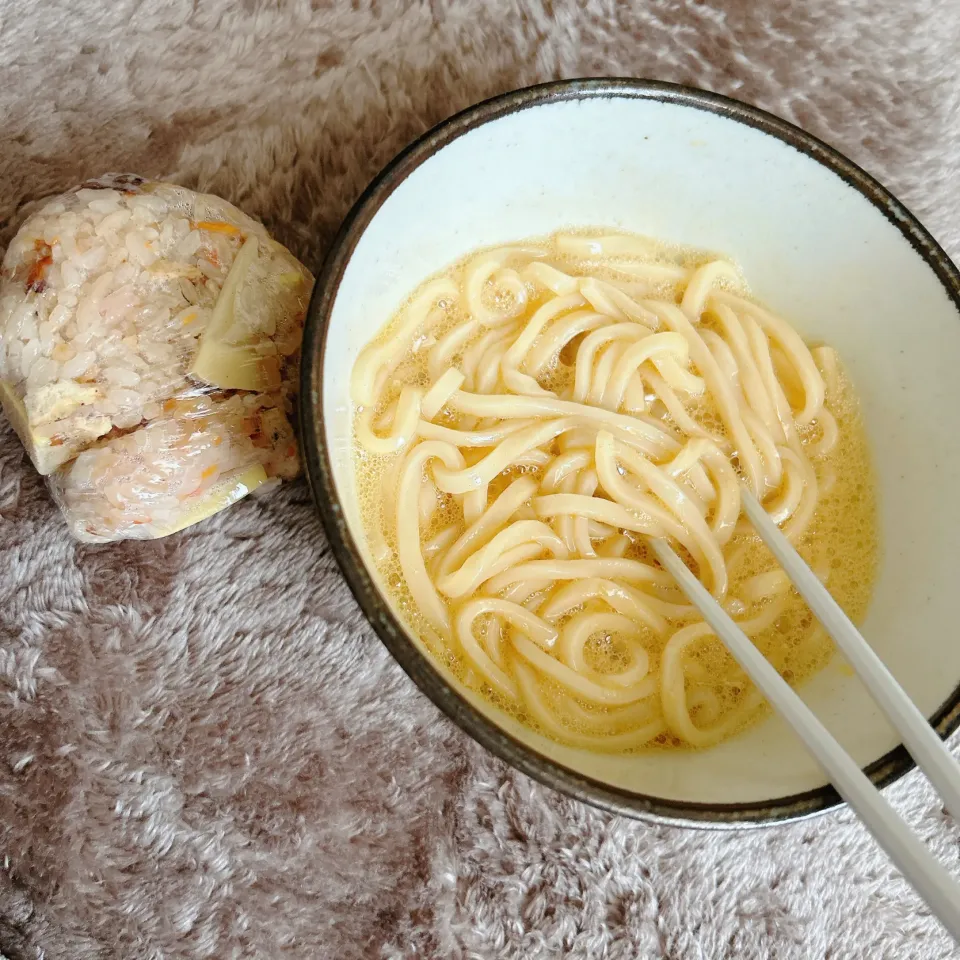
651,489,960,942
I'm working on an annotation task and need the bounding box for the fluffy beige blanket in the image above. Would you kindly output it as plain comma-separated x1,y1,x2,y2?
2,1,959,958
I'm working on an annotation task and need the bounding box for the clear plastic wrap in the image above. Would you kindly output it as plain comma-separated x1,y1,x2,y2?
0,174,313,542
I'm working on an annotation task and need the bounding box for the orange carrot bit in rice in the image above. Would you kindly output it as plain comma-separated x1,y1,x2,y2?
200,465,217,481
26,239,53,293
163,399,178,413
200,247,222,270
190,220,243,237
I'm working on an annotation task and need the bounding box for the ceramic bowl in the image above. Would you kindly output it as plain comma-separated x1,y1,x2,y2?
301,78,960,826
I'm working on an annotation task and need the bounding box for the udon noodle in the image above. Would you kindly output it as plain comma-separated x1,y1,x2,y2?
350,231,878,752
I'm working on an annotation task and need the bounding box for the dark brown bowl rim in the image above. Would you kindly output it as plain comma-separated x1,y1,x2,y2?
300,77,960,828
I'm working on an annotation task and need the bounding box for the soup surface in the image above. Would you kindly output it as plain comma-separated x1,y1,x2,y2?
350,230,878,752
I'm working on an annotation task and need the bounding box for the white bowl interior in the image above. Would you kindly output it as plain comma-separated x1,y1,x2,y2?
321,94,960,806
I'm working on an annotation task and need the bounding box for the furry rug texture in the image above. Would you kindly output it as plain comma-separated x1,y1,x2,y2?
2,1,960,958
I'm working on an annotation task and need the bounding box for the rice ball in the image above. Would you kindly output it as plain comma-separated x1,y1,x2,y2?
0,174,312,542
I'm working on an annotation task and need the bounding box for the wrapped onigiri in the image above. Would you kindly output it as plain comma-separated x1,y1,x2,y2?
0,174,312,542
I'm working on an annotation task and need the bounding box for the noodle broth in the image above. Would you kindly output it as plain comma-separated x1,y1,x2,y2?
351,230,878,754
